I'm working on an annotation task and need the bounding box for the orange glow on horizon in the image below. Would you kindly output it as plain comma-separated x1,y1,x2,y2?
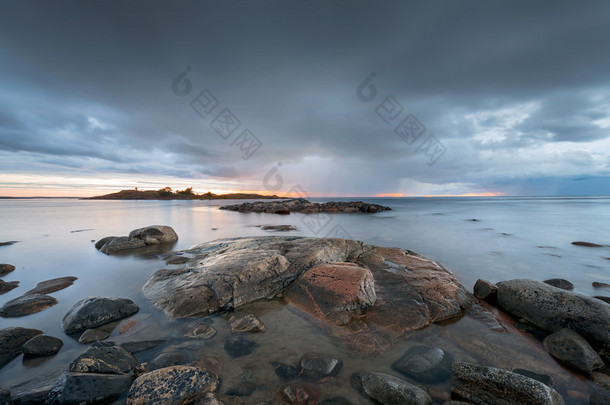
423,192,506,197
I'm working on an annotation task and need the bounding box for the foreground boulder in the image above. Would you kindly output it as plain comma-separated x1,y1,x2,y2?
451,362,564,404
543,328,603,373
392,345,452,384
351,370,432,404
496,279,610,350
143,237,473,353
0,327,43,364
126,365,220,405
220,198,392,214
46,372,132,404
62,296,139,333
0,294,57,317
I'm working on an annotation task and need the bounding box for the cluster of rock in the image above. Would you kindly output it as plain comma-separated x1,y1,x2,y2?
220,198,392,214
0,276,77,318
475,277,610,404
95,225,178,255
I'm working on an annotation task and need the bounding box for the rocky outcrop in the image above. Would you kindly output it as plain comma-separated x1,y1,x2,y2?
62,296,139,333
451,362,564,404
142,237,473,354
24,276,77,295
351,370,432,405
543,328,603,373
22,335,63,357
96,225,178,254
126,365,220,405
496,279,610,350
220,198,391,214
46,372,132,405
0,294,57,317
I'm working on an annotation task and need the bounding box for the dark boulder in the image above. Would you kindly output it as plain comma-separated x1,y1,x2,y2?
129,225,178,245
543,278,574,291
45,372,132,405
69,341,138,374
22,335,63,357
224,335,257,358
473,279,497,302
0,294,57,317
572,241,604,247
0,264,16,276
61,296,139,333
100,236,146,254
24,277,77,295
0,279,19,294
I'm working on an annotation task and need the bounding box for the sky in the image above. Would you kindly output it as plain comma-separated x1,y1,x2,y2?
0,1,609,197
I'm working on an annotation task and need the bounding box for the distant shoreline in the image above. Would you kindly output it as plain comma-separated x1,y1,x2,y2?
82,189,282,200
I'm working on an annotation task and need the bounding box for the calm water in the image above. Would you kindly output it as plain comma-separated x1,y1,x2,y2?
0,197,608,402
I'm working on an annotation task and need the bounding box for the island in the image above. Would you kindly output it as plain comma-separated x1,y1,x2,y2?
220,198,392,214
84,188,281,200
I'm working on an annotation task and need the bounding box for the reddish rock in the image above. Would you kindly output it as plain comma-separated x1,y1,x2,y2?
275,382,319,405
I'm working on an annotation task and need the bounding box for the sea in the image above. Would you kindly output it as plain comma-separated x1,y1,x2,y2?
0,196,608,402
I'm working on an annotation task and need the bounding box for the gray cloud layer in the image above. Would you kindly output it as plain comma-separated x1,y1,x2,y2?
1,0,609,195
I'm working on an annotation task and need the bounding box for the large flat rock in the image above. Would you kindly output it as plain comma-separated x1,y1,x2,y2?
143,237,473,353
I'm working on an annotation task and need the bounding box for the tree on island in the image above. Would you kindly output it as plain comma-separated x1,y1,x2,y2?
157,187,173,197
177,187,194,195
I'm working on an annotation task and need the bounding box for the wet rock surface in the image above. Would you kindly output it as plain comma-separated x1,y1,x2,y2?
543,328,603,373
220,198,391,214
96,225,178,254
0,294,57,317
126,365,220,405
78,328,110,343
472,279,497,302
228,313,265,333
24,276,77,295
451,362,564,404
224,335,258,358
391,345,453,384
275,382,319,405
351,370,432,405
21,335,63,357
543,278,574,291
497,279,610,350
143,237,473,354
46,372,132,405
99,236,146,254
0,327,43,360
260,224,298,231
69,341,138,374
62,296,139,333
298,353,343,381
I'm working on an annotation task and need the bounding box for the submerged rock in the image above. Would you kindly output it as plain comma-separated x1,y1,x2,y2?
22,335,63,357
543,328,603,373
513,368,555,388
351,370,432,405
62,296,139,333
0,389,9,404
391,345,452,384
0,294,57,317
224,335,258,358
0,264,16,276
451,362,564,404
126,365,220,405
143,237,473,354
78,328,110,344
184,323,217,339
275,382,319,405
261,225,297,231
298,353,343,381
121,339,167,354
24,276,77,295
591,388,610,405
69,341,138,374
497,279,610,350
229,313,265,333
46,372,132,405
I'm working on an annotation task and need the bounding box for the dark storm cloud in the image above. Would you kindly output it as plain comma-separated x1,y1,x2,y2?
0,0,609,195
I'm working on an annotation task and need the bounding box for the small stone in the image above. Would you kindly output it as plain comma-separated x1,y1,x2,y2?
473,279,498,302
275,382,319,405
428,387,450,403
272,361,299,380
352,370,432,405
0,242,18,247
133,363,150,378
543,278,574,291
260,225,297,231
392,345,453,384
229,313,265,333
224,335,257,358
193,356,223,374
0,264,16,276
593,372,610,390
298,353,343,381
572,241,604,247
78,328,110,344
22,335,63,357
0,294,57,317
24,276,77,295
594,282,610,288
543,328,603,373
